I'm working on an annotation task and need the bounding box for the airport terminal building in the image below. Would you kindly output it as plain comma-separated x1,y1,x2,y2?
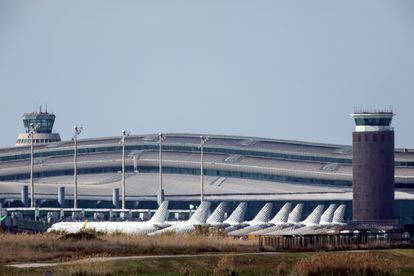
1,110,414,223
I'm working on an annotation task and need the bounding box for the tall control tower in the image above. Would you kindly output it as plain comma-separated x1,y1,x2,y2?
351,109,395,223
15,107,61,146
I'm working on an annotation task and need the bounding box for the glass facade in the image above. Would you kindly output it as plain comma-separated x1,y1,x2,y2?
3,162,413,188
354,118,392,126
0,164,352,187
23,117,55,134
0,144,353,164
1,143,413,167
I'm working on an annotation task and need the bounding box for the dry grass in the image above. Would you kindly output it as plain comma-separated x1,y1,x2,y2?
0,232,257,264
213,254,237,275
292,251,407,275
2,249,414,275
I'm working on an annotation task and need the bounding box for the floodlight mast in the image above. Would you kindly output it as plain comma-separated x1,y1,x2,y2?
73,126,83,209
158,133,166,204
120,130,130,210
29,123,40,208
200,136,209,202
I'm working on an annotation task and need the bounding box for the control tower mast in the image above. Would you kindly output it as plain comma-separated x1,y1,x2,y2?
15,106,61,146
351,109,395,224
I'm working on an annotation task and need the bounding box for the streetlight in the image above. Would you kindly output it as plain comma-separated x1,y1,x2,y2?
158,133,166,205
29,123,40,208
73,125,83,209
120,130,130,210
200,136,209,202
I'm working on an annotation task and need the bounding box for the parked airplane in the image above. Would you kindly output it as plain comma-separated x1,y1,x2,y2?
249,203,304,236
148,201,212,235
48,201,170,234
265,204,326,235
211,202,248,232
288,204,347,235
226,202,273,235
206,202,229,226
227,202,292,236
331,204,346,225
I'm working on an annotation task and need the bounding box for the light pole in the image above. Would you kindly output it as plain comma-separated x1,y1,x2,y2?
73,125,83,209
158,133,166,205
200,136,209,202
29,123,39,208
120,130,130,210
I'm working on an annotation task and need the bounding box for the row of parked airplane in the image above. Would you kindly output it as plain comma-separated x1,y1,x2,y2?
48,201,346,236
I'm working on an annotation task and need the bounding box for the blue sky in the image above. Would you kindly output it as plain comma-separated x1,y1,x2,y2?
0,1,413,147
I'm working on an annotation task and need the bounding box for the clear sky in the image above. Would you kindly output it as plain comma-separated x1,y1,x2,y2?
0,1,413,148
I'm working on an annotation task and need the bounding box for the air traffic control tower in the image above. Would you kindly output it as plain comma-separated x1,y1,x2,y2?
351,110,395,224
15,107,61,146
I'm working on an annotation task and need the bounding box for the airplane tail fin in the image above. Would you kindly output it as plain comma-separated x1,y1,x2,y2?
188,201,211,223
224,202,247,224
149,201,169,223
320,204,337,224
302,205,325,225
251,203,273,223
287,203,304,223
206,202,228,224
269,202,292,224
332,204,346,224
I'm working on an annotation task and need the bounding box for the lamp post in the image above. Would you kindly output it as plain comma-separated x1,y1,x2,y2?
120,130,130,210
200,136,209,202
158,133,166,205
73,126,83,209
29,123,39,208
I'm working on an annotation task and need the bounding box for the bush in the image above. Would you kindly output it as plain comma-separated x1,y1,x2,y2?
59,229,102,241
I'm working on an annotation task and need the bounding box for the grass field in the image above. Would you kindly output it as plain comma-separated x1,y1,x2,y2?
0,231,257,264
3,250,414,275
2,232,414,275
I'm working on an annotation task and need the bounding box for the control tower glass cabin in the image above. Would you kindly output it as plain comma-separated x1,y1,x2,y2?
15,108,61,146
351,110,395,223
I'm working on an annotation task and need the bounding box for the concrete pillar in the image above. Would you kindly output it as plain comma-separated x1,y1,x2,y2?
21,185,28,207
34,207,39,221
133,201,140,209
58,186,65,208
133,156,138,172
139,211,151,221
120,211,131,220
157,189,165,206
113,188,120,209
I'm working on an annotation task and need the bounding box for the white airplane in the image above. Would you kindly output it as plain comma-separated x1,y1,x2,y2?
206,202,229,227
227,202,273,235
249,203,304,235
265,204,326,235
332,204,346,225
148,201,212,235
211,202,248,232
227,203,293,236
285,204,338,235
48,201,170,234
285,204,347,235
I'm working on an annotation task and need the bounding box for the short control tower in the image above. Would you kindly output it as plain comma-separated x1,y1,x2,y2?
15,107,61,146
351,109,395,223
